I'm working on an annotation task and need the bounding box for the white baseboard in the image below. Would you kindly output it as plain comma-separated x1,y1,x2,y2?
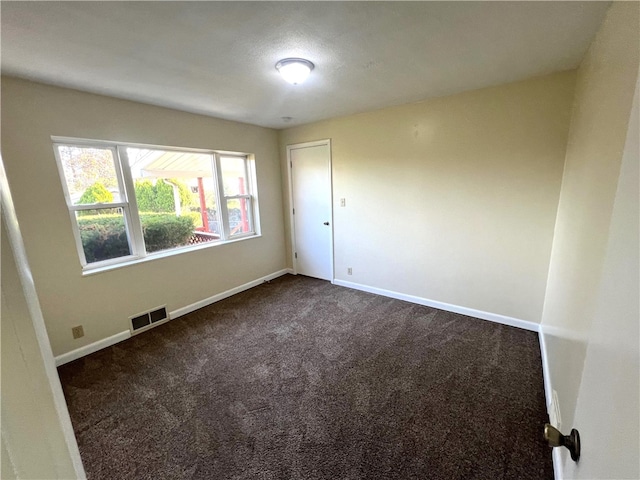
55,269,292,367
333,279,539,332
55,330,131,366
170,269,290,318
538,325,554,411
552,448,563,480
538,324,563,480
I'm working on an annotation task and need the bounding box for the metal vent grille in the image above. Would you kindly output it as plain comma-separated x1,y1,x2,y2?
130,305,169,334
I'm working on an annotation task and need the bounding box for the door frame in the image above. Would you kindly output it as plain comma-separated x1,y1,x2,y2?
0,159,86,478
286,139,334,282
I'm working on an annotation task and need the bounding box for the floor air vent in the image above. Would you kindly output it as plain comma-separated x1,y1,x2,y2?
130,306,169,334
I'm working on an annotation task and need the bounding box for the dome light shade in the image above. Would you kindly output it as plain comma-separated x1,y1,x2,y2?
276,58,314,85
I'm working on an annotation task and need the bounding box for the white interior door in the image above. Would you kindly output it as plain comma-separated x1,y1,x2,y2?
288,141,333,281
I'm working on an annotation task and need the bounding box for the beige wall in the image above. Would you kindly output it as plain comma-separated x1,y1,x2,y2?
1,77,286,356
280,71,576,322
540,0,640,445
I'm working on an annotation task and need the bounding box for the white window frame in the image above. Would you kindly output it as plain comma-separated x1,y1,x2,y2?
217,155,256,239
52,137,259,272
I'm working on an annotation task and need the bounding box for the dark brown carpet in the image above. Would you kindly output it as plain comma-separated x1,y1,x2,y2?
58,274,553,480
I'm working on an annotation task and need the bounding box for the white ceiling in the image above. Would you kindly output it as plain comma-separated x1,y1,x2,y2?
1,1,610,129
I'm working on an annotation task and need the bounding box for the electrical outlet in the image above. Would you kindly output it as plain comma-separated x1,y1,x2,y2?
347,267,352,275
340,198,346,207
72,325,84,339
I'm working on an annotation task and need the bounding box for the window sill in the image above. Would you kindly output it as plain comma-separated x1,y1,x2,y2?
81,233,261,277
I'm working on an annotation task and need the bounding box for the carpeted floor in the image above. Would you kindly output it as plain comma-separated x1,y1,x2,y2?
58,274,554,480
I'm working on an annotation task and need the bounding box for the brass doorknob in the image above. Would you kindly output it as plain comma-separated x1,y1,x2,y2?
544,424,580,462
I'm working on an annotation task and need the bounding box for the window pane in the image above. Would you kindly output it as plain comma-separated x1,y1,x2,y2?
76,208,132,263
141,213,198,254
58,146,123,204
220,156,248,196
227,198,252,236
126,148,220,251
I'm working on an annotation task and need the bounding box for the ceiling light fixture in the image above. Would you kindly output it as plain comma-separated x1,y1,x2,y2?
275,58,314,85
